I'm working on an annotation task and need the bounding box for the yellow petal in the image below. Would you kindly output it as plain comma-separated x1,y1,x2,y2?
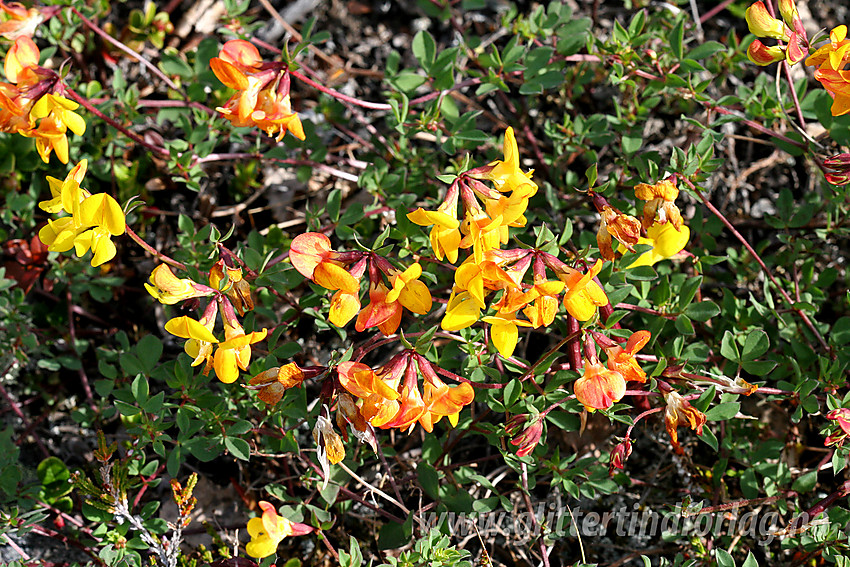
165,316,219,343
79,193,126,236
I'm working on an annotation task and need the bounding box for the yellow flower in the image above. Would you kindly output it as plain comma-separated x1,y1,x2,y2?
37,168,125,268
459,208,503,264
39,159,88,214
407,205,462,264
25,93,86,164
145,264,209,305
622,222,691,267
385,263,432,315
212,321,267,384
519,277,565,328
558,259,609,321
745,1,791,41
482,311,532,359
165,312,218,373
483,127,537,193
246,501,312,559
440,288,481,331
329,289,361,327
805,25,850,70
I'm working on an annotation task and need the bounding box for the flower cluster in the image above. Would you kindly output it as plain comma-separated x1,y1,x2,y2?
37,160,126,266
289,232,432,334
573,331,650,411
744,0,850,116
0,36,86,163
337,352,474,433
410,128,610,358
595,178,690,267
805,25,850,116
745,0,808,66
210,39,305,141
146,260,266,384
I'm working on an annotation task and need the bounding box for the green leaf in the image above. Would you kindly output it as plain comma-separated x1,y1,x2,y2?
741,329,769,361
742,360,778,376
327,188,342,222
832,317,850,345
684,300,720,322
670,19,685,60
625,265,657,281
741,551,759,567
412,30,436,69
417,462,439,500
622,133,642,155
675,314,695,335
791,470,818,493
704,402,741,421
687,41,726,60
224,437,251,461
720,331,740,362
715,548,735,567
132,375,149,404
38,456,70,487
504,379,522,408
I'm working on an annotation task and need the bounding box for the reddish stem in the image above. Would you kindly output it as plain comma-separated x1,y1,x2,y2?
681,177,832,358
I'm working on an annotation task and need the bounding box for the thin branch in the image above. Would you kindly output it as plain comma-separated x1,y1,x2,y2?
681,177,833,358
69,7,183,94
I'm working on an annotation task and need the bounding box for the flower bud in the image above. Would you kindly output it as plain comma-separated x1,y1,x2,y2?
508,414,544,457
746,1,791,41
609,437,632,475
747,39,786,66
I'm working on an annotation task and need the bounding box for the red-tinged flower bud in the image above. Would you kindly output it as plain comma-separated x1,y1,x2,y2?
827,408,850,434
609,437,632,476
747,39,786,66
785,32,808,65
746,1,791,41
824,154,850,185
508,415,544,457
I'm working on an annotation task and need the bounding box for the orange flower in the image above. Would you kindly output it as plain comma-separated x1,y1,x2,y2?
0,2,47,40
210,40,305,141
574,360,625,411
249,363,316,405
289,232,360,293
663,391,706,454
313,414,346,487
558,259,609,321
355,282,402,335
597,205,641,260
604,330,651,384
634,179,683,231
209,260,254,316
4,34,39,82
